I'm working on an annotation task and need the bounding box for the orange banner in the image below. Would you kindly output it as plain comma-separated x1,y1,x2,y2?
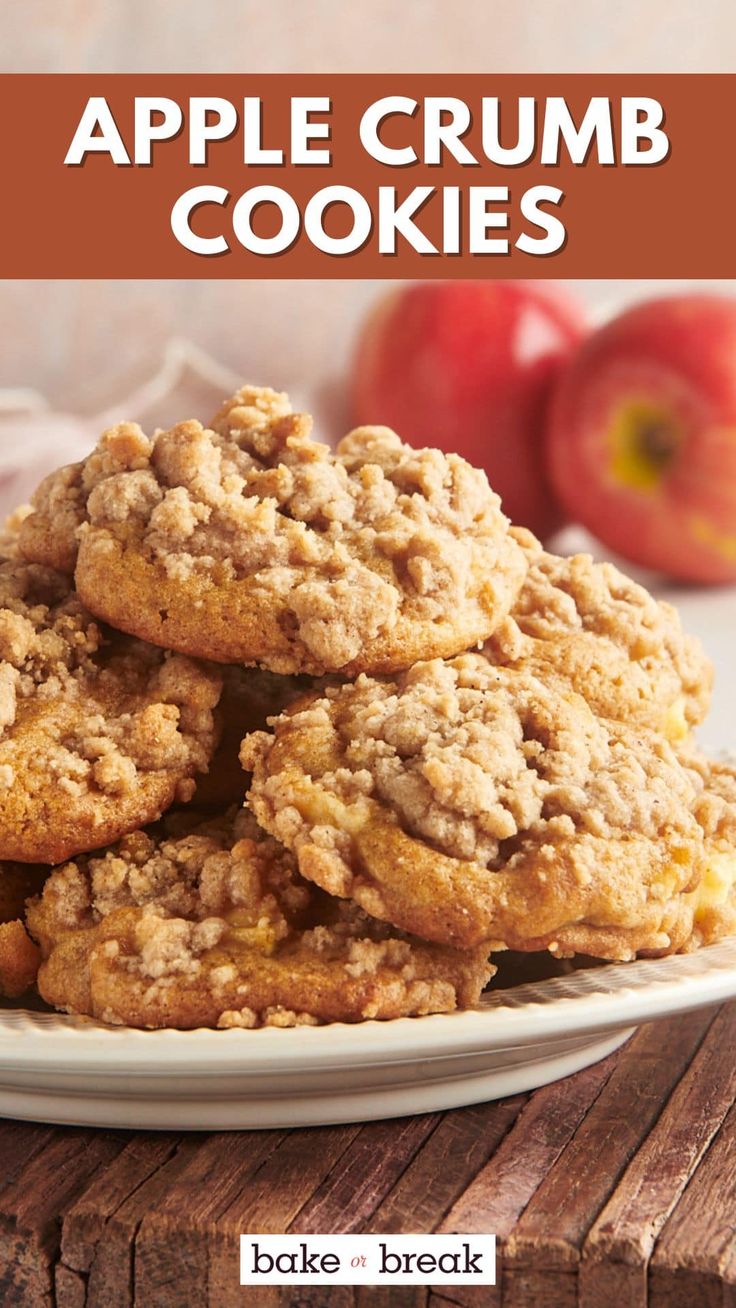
1,73,734,277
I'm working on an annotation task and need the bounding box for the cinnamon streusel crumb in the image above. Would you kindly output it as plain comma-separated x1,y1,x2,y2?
244,654,712,960
20,385,528,675
27,808,492,1028
0,531,222,863
486,537,712,738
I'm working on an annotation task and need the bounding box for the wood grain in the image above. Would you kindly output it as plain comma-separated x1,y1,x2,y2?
648,1094,736,1308
0,1128,127,1308
133,1131,287,1306
437,1044,620,1307
211,1125,362,1307
60,1136,180,1275
580,1002,736,1308
294,1115,443,1235
55,1263,86,1308
361,1098,528,1308
368,1098,528,1237
0,1004,733,1307
499,1008,713,1305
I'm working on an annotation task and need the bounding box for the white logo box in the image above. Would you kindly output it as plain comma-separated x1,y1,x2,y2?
240,1233,496,1286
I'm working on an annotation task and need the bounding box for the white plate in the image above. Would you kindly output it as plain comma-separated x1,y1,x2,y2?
1,347,734,1132
1,940,735,1130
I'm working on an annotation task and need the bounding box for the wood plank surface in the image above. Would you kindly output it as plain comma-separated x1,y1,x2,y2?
500,1009,713,1307
580,1002,736,1308
294,1114,444,1236
648,1094,736,1308
436,1045,621,1308
0,1003,733,1308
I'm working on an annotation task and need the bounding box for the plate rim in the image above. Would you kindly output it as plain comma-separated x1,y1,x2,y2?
2,938,735,1075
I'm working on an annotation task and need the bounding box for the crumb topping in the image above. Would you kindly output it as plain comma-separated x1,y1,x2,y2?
682,750,736,846
486,543,712,733
243,654,713,958
0,538,221,812
27,808,491,1027
20,386,527,669
245,655,703,869
674,752,736,949
8,384,724,987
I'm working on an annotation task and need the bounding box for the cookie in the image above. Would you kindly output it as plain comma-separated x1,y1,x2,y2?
0,862,44,997
682,752,736,949
193,667,316,808
26,809,493,1029
485,535,712,740
18,464,84,576
19,385,528,675
0,541,222,864
243,655,710,961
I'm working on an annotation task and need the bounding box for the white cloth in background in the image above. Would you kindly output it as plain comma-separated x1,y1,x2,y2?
0,337,345,523
0,340,247,519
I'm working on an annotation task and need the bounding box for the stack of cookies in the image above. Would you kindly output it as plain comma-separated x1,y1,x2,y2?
0,385,733,1029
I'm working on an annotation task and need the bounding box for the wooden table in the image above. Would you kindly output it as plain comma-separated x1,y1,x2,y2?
1,1001,735,1307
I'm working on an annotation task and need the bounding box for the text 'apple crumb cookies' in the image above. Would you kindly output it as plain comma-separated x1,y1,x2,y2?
243,654,714,962
26,809,492,1029
18,385,529,676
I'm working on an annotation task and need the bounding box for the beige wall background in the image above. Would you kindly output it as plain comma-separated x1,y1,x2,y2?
3,0,733,76
1,0,734,412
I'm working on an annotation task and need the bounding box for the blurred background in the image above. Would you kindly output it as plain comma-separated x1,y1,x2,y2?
3,0,733,74
1,0,735,409
0,279,734,420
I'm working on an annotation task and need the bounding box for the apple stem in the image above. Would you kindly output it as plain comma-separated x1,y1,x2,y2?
639,419,678,468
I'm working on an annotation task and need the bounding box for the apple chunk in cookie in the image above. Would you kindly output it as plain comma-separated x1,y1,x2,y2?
26,809,493,1029
485,536,712,742
18,385,528,676
680,751,736,950
243,655,711,962
0,546,222,864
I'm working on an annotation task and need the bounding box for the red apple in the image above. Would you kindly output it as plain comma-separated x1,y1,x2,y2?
351,281,586,539
546,295,736,584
